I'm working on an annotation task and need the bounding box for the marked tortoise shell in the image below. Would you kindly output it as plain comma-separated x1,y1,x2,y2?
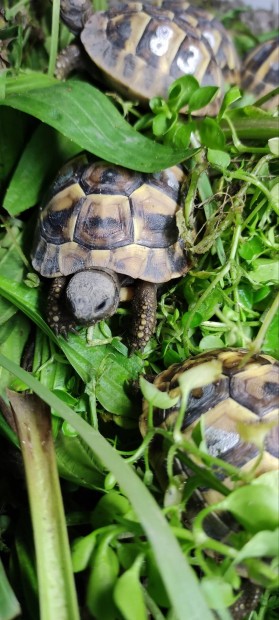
241,37,279,109
140,348,279,488
57,0,240,115
140,348,279,618
31,156,188,350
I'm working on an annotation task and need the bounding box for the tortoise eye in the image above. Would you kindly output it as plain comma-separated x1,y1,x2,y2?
95,300,107,312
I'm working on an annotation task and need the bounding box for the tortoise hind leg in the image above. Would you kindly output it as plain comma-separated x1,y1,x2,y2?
129,281,157,352
47,277,77,338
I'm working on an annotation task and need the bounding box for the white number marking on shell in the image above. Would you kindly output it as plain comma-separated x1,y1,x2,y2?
150,25,173,57
176,44,203,74
205,427,239,457
202,30,216,51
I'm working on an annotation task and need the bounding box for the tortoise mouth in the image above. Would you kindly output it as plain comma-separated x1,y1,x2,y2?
65,268,120,324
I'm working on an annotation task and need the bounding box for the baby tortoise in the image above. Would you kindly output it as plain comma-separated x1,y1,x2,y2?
241,37,279,109
31,156,188,350
140,348,279,619
56,0,240,115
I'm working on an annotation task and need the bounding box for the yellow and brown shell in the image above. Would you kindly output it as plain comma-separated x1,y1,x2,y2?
32,158,188,283
140,348,279,502
156,1,240,83
80,2,227,114
241,37,279,108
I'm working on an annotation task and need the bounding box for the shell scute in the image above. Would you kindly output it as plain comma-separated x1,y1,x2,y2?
74,194,133,249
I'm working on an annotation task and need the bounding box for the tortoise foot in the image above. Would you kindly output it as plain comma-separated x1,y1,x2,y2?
129,281,157,352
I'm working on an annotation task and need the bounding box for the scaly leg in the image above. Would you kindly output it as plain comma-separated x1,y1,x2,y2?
47,277,77,337
129,281,157,352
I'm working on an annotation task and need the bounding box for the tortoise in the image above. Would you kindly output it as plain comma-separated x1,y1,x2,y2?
140,347,279,618
241,37,279,109
31,155,188,351
55,0,240,115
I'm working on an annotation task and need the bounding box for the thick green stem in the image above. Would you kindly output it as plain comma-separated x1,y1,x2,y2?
7,391,80,620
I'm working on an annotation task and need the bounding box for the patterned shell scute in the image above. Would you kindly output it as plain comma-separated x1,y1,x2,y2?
140,349,279,482
159,1,240,83
242,37,279,107
80,2,224,112
32,160,188,283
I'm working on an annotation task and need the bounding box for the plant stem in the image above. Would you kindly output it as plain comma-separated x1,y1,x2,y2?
7,391,80,620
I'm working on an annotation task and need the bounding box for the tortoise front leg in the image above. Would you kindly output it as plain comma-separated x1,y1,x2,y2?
129,281,157,352
47,277,77,337
55,43,87,79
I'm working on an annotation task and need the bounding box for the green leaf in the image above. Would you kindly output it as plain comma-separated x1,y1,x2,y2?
239,236,265,260
198,118,225,150
71,534,96,573
218,86,242,120
0,108,27,185
188,86,219,113
199,335,224,351
268,137,279,156
91,491,131,528
220,481,279,533
3,124,81,215
139,375,180,409
234,529,279,564
207,148,231,169
0,557,21,620
152,112,176,137
0,76,191,172
263,312,279,358
114,556,147,620
168,75,199,112
250,259,279,284
86,540,119,620
201,576,236,609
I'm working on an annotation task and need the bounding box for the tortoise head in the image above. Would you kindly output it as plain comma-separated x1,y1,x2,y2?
65,269,120,325
59,0,93,34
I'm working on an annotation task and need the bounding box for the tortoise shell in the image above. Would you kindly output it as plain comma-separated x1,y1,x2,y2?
155,1,240,83
31,157,188,284
80,2,226,114
241,37,279,108
140,348,279,504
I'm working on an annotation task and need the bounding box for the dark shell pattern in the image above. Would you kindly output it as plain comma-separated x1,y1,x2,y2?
242,37,279,106
140,349,279,502
80,1,230,112
32,159,188,283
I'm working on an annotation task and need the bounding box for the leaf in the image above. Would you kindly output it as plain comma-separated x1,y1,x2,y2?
234,529,279,564
139,375,180,409
114,556,148,620
207,148,231,169
3,124,81,215
220,483,279,534
0,76,191,172
168,75,199,111
0,557,21,620
268,137,279,156
188,86,219,113
250,259,279,284
71,534,96,573
201,576,236,609
218,86,242,119
199,336,224,351
198,118,225,150
0,107,27,185
86,540,119,620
